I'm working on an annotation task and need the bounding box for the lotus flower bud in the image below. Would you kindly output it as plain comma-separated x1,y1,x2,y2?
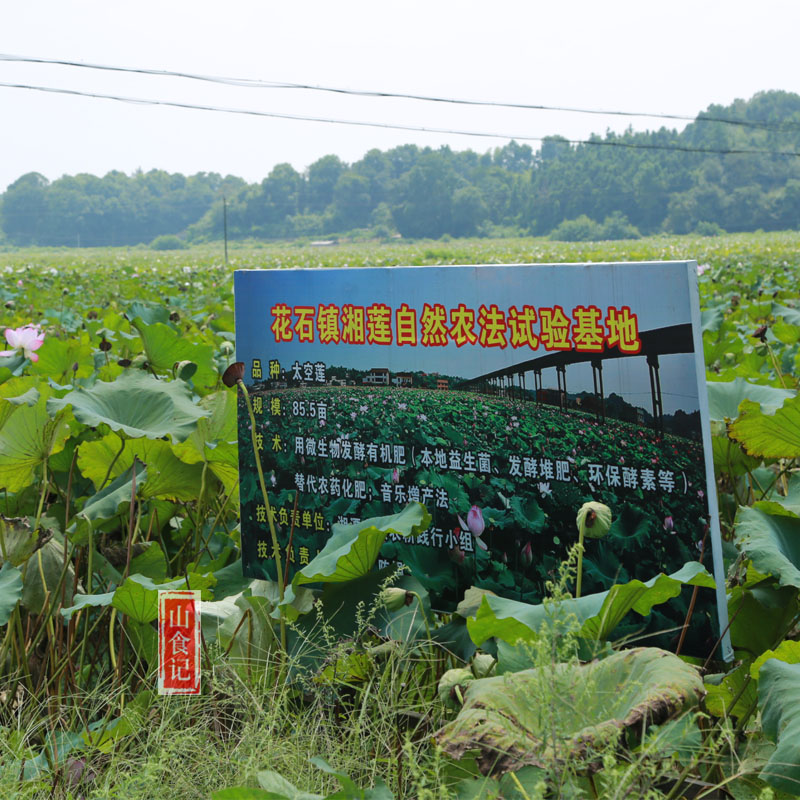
448,544,465,565
437,668,474,709
520,541,533,568
467,505,485,537
576,501,612,540
471,653,496,679
663,515,675,534
380,587,412,612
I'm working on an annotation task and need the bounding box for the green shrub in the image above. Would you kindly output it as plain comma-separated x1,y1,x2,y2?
150,234,188,250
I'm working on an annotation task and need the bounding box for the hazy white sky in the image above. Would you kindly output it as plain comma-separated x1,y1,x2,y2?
1,0,798,193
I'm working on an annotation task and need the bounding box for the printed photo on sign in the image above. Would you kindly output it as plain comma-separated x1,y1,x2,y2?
234,262,725,655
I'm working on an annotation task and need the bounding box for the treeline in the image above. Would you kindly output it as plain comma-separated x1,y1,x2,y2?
2,90,800,247
0,171,246,247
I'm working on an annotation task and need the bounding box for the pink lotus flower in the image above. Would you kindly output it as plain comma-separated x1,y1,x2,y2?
520,541,533,568
663,515,675,534
466,505,485,537
457,508,488,551
391,467,400,484
0,325,45,362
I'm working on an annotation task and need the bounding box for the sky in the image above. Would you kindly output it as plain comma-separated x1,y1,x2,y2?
235,262,702,415
1,0,799,194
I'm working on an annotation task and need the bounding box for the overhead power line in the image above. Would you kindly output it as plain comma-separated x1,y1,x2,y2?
2,52,799,133
1,80,799,159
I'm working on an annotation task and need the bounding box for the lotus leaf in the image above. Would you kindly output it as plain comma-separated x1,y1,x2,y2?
68,462,147,544
0,395,70,492
734,506,800,589
0,561,23,625
730,396,800,459
758,660,800,794
436,647,704,776
706,378,794,422
47,370,208,442
78,433,203,500
467,561,714,646
293,502,431,586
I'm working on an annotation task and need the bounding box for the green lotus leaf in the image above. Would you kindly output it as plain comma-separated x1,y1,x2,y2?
129,541,168,582
60,590,115,620
112,572,215,624
47,370,208,442
68,462,147,545
217,594,276,667
436,647,704,776
125,618,159,666
21,533,76,615
0,395,71,492
705,662,757,719
173,389,238,492
751,640,800,680
734,506,800,590
293,502,432,586
256,769,324,800
753,473,800,519
0,516,39,566
0,377,40,432
728,583,799,660
31,335,94,380
712,436,761,478
730,395,800,459
133,319,217,391
771,302,800,326
701,305,725,333
126,301,170,326
758,660,800,794
0,561,23,625
467,561,714,646
78,433,203,500
706,378,794,423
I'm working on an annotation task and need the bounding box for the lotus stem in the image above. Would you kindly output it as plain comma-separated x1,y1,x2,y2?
238,379,286,653
576,518,586,598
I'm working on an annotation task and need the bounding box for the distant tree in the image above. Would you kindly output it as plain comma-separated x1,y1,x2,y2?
306,155,345,213
1,173,49,245
392,151,460,238
332,173,372,230
451,185,489,237
493,140,534,173
539,135,571,163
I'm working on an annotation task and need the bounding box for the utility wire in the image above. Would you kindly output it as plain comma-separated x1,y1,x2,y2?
2,80,799,158
2,52,799,133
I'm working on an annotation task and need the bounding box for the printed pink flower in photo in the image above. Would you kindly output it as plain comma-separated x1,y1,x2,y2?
0,325,45,362
457,506,488,551
520,541,533,568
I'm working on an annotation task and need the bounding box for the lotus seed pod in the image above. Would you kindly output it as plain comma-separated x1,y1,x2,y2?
437,668,474,709
222,361,245,387
576,501,612,539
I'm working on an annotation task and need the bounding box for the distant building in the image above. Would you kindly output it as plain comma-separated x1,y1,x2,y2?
363,368,390,386
392,373,413,387
436,378,449,390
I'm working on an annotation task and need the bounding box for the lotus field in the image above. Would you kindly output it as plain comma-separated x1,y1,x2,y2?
0,233,798,799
